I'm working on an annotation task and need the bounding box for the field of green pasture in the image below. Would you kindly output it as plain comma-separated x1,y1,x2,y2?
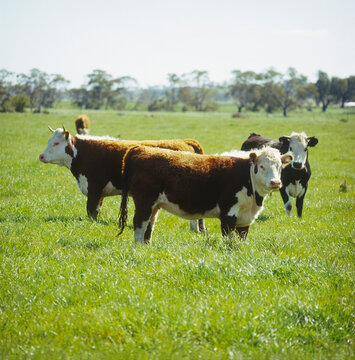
0,108,354,359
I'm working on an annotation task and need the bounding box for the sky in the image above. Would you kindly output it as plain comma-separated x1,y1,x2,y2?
1,0,354,88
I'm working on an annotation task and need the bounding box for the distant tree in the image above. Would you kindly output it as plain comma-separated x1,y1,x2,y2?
330,77,348,107
17,69,69,112
84,70,136,110
179,70,216,111
166,73,180,107
315,71,331,112
229,70,260,113
69,88,90,109
10,94,29,112
0,69,15,112
342,75,355,106
261,68,308,117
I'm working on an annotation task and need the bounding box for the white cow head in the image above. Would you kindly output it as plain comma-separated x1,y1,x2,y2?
39,126,76,168
250,147,293,197
279,132,318,170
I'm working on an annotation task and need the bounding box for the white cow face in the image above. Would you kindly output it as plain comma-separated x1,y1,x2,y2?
279,132,318,170
39,127,75,168
250,148,293,196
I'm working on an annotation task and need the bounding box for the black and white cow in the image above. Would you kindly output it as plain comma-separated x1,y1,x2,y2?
241,132,318,217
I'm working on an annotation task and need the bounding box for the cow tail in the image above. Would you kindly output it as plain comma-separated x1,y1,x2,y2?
184,139,204,154
117,145,140,236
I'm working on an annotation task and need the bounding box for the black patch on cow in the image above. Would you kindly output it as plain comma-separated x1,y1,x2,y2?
255,191,264,207
65,144,74,158
254,165,258,174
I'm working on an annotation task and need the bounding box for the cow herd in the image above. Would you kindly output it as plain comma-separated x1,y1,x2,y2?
39,114,318,244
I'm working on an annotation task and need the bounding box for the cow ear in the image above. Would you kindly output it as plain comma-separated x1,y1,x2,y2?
281,153,293,166
307,136,318,147
48,126,54,133
249,152,257,165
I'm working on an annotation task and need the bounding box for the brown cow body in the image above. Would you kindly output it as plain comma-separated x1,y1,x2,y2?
39,128,205,231
75,114,90,134
118,145,292,243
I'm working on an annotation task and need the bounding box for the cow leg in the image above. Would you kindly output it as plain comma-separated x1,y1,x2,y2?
280,187,292,216
198,219,206,232
236,226,250,239
296,186,307,218
87,192,104,219
133,200,154,244
144,207,159,244
190,219,206,233
220,215,237,238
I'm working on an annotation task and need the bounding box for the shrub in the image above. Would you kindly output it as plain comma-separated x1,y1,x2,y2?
10,94,29,112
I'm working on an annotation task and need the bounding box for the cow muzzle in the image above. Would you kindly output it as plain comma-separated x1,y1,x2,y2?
269,180,281,189
292,162,303,170
39,154,47,163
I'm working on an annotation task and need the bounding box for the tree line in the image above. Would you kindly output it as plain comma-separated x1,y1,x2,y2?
0,67,354,116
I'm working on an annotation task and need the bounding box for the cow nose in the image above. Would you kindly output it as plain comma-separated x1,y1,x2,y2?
269,180,281,189
293,162,302,169
39,154,45,162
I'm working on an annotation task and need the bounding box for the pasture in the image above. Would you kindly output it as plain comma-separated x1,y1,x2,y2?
0,108,354,359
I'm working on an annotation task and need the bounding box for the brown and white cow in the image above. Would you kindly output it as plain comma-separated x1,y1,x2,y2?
75,114,90,135
241,132,318,217
39,127,205,231
117,145,292,243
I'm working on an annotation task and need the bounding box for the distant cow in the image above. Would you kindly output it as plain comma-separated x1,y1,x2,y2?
75,114,90,135
241,132,318,217
117,145,292,243
39,127,205,232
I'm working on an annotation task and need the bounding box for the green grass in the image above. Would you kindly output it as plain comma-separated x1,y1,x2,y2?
0,108,354,359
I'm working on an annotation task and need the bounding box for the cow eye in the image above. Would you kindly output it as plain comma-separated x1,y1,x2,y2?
260,165,265,170
53,142,59,146
289,147,293,151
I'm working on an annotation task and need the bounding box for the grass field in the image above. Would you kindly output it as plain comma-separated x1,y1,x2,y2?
0,108,354,359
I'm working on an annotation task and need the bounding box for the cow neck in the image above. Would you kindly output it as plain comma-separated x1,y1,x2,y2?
249,164,264,207
64,134,77,170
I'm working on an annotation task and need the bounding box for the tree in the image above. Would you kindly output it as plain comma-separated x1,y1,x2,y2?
17,69,69,112
229,70,260,113
343,76,355,106
315,71,331,112
0,69,15,112
179,70,216,111
166,73,180,106
330,77,348,107
10,94,29,112
69,88,90,109
262,68,308,117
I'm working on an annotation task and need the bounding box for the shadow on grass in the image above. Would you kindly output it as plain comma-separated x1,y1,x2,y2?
43,215,119,226
256,214,272,222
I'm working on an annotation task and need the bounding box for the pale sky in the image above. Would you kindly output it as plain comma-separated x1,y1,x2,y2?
1,0,354,87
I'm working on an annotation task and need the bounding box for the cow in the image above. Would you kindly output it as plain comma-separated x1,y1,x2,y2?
241,132,318,217
39,127,205,232
75,114,90,135
117,145,292,243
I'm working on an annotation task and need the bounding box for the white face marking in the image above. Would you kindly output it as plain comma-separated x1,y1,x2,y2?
227,187,264,227
39,128,76,169
251,148,283,197
155,192,220,219
102,181,120,196
287,132,308,169
77,174,88,196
